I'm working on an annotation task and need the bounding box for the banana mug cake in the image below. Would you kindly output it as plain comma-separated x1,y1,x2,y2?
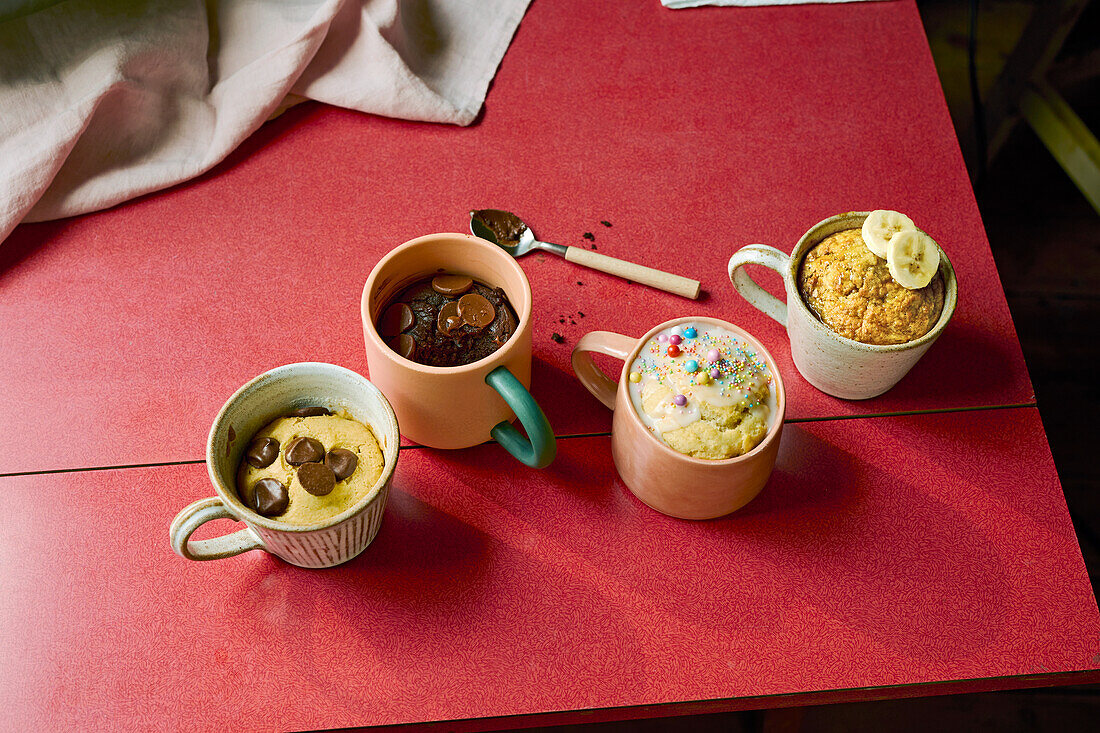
797,210,945,345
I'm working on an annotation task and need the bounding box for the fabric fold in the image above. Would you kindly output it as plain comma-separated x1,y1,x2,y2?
0,0,531,243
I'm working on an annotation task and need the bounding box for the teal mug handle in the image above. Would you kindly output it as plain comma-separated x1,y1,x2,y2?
485,366,556,468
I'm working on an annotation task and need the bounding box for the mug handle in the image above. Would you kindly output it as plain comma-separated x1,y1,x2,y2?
485,366,557,469
727,245,791,326
169,497,266,561
571,331,637,410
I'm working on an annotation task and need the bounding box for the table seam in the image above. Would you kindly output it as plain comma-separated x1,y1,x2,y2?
0,403,1042,478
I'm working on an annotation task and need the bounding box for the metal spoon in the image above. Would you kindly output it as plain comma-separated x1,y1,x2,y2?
470,209,701,299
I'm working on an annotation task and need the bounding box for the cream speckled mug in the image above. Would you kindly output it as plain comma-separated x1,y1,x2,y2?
169,363,399,568
728,212,958,400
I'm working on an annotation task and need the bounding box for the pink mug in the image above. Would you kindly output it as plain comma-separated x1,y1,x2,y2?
572,317,786,519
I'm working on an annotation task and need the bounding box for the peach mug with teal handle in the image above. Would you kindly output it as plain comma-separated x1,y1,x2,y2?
361,233,555,468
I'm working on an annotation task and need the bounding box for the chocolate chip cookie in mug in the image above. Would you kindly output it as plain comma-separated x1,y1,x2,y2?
236,408,385,525
169,362,399,568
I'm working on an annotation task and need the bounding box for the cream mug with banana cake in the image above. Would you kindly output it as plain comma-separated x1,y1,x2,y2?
728,211,957,400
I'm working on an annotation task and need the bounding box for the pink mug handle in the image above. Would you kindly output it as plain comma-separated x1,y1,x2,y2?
571,331,637,409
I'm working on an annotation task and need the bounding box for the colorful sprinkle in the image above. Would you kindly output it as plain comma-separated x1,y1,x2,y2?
629,371,641,383
696,371,710,385
667,344,681,357
710,367,721,379
684,359,698,373
673,394,687,406
707,349,720,363
657,334,668,343
669,334,682,345
683,327,697,339
671,326,684,337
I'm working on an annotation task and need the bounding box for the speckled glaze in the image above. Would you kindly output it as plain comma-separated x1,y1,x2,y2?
728,212,958,400
169,362,400,568
361,233,533,449
572,317,786,520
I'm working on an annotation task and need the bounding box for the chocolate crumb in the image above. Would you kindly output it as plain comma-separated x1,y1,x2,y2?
559,318,565,324
577,281,583,286
591,243,597,250
551,333,564,343
578,311,585,317
583,232,594,241
570,320,576,325
601,220,612,227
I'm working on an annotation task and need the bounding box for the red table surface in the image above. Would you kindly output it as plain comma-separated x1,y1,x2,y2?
0,0,1033,475
1,409,1096,732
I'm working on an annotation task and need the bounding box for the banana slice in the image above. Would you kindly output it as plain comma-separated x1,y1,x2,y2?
886,229,940,289
862,209,916,258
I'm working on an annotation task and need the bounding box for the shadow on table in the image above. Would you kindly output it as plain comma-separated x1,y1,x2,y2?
884,320,1026,406
717,423,1012,666
0,218,71,274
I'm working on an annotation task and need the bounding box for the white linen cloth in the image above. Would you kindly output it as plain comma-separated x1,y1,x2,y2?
0,0,530,243
662,0,878,8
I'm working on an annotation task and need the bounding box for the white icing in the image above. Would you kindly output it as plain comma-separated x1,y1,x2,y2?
627,323,773,442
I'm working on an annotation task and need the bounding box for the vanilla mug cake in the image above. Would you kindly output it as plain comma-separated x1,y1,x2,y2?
626,323,775,460
572,317,785,520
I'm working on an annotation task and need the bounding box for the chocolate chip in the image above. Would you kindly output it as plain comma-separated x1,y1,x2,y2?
378,302,415,339
245,436,280,468
578,311,585,317
250,478,289,517
577,281,583,286
431,274,474,296
298,462,336,496
551,332,564,343
458,293,496,328
284,436,325,465
390,333,417,360
287,406,331,417
325,448,359,482
601,220,612,227
437,300,463,335
583,232,594,240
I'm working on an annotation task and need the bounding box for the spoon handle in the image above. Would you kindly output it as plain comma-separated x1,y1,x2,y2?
564,247,701,299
